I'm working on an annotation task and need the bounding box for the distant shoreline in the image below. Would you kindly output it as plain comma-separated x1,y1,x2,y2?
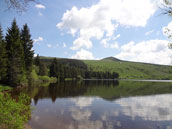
83,79,172,82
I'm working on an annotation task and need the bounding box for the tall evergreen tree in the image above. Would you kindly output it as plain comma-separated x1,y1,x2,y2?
5,19,26,86
34,54,41,66
39,62,48,76
21,24,34,74
50,58,59,78
0,25,7,82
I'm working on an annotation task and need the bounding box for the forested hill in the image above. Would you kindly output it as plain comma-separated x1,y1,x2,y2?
39,56,172,80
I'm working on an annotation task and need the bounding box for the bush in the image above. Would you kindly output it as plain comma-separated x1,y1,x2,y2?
39,76,50,82
30,69,39,81
0,93,31,129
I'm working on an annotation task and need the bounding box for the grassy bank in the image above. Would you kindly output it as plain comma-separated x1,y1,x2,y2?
0,93,31,129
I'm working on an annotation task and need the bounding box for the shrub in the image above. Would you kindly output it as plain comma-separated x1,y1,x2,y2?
0,93,31,129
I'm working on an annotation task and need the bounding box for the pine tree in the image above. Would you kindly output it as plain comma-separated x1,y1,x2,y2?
34,54,41,66
50,58,59,78
5,19,27,86
21,24,34,74
39,62,48,76
0,25,7,82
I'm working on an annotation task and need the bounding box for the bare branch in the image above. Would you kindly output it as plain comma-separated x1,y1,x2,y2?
4,0,36,13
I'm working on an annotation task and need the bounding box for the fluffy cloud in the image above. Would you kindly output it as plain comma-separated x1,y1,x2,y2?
116,39,172,65
35,4,46,9
71,49,94,60
34,37,43,43
101,36,119,49
57,0,157,50
110,42,119,49
70,37,92,50
163,21,172,41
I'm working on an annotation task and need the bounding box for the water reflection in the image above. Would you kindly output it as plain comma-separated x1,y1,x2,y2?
12,80,172,129
70,97,94,108
116,94,172,121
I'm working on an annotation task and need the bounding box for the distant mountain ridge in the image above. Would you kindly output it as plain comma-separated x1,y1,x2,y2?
101,57,122,62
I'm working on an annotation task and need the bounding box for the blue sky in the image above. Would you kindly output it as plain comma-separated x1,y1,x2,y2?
0,0,172,65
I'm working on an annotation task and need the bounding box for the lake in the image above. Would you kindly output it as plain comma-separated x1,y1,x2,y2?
13,80,172,129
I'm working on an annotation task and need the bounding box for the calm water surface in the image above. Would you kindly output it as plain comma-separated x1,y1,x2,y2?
15,80,172,129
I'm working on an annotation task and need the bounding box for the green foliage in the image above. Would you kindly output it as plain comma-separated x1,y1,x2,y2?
30,68,39,81
0,84,12,92
39,76,51,82
0,93,31,129
39,76,57,83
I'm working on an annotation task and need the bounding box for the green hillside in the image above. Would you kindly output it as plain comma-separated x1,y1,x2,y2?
83,57,172,79
39,56,172,80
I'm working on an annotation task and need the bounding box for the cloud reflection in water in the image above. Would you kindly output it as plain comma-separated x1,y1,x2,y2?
116,94,172,121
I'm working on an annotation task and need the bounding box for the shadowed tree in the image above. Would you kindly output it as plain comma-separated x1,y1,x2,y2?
5,19,26,86
21,24,34,75
0,25,7,82
50,58,59,78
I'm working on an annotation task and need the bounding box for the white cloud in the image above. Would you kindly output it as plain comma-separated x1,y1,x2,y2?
163,21,172,41
145,30,154,35
63,43,66,48
35,4,46,9
101,36,119,49
110,42,119,49
70,37,92,50
57,0,157,50
112,34,120,40
115,39,172,65
34,37,43,43
47,44,52,48
71,49,94,60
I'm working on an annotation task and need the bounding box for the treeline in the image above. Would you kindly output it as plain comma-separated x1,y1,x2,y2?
49,58,119,81
0,19,34,86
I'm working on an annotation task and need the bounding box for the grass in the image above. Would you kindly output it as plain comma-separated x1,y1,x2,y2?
0,84,13,92
83,59,172,79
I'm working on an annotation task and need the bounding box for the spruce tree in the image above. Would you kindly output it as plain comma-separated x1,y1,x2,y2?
39,62,48,76
34,54,41,66
21,24,34,74
5,19,26,86
50,58,59,78
0,25,7,82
